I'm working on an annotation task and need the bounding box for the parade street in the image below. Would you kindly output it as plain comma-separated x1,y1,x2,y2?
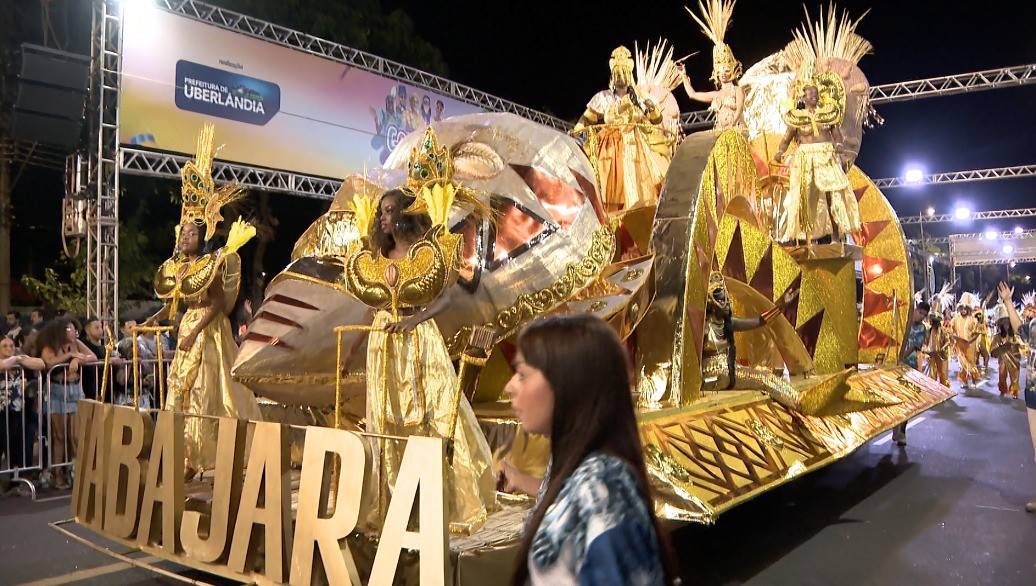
3,370,1035,586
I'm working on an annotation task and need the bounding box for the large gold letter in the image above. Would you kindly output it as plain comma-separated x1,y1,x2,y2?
368,436,447,586
228,421,292,582
103,405,151,539
137,410,185,553
182,417,246,562
69,400,95,518
289,427,371,586
78,402,113,528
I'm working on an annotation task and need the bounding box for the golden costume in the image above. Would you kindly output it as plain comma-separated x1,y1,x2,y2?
687,0,744,131
950,311,980,386
154,124,262,471
974,307,991,371
578,47,669,212
342,128,496,535
775,9,868,243
779,141,859,242
923,319,951,387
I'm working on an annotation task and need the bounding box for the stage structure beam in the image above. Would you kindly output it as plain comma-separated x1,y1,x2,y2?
680,63,1036,130
900,208,1036,225
875,164,1036,189
85,0,121,331
121,148,341,200
156,0,569,131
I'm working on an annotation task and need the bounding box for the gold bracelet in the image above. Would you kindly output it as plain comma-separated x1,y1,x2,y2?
761,307,781,323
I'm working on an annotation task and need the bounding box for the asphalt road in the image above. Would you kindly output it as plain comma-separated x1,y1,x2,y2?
2,367,1034,585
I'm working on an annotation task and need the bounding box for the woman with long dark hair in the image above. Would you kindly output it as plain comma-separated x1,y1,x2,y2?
38,317,96,488
503,314,673,585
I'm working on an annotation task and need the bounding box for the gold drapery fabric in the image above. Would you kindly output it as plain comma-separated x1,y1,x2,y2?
365,310,497,535
165,306,263,470
778,142,859,242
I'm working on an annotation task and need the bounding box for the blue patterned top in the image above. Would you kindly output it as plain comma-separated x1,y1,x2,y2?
527,452,666,586
903,321,927,369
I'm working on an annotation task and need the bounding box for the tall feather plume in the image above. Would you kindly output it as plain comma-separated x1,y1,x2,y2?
635,39,682,92
786,3,872,70
686,0,735,47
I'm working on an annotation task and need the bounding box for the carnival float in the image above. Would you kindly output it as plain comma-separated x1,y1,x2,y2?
67,2,954,584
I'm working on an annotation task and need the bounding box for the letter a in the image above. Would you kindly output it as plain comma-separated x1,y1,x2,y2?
368,436,447,586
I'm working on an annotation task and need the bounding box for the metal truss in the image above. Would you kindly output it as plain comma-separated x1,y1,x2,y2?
908,229,1036,246
85,0,120,329
121,148,341,200
681,63,1036,130
1,139,66,171
900,208,1036,225
158,0,570,131
875,164,1036,189
952,255,1036,267
869,63,1035,104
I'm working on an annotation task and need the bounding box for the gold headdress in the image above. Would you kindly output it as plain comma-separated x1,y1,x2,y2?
686,0,742,84
343,126,491,315
783,4,870,116
179,124,247,241
609,46,635,88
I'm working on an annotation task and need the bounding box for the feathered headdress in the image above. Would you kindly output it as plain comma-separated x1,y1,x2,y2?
686,0,742,84
179,124,247,241
959,291,981,309
784,4,872,73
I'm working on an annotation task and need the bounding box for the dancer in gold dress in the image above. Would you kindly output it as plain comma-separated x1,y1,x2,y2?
147,124,262,477
341,127,496,534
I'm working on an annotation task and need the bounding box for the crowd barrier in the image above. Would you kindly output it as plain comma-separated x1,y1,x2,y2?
0,358,170,500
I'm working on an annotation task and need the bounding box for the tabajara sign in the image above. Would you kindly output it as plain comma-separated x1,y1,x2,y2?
71,400,449,586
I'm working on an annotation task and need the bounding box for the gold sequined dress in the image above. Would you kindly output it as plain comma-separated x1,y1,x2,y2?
154,237,262,471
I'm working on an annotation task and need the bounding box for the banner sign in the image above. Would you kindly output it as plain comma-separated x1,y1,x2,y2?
120,4,483,179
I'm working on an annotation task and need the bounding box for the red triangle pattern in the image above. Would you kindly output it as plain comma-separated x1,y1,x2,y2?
853,185,867,203
859,320,893,350
862,287,907,319
862,255,903,282
857,220,890,248
796,309,825,357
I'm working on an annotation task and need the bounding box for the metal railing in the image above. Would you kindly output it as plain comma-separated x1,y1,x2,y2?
0,358,171,500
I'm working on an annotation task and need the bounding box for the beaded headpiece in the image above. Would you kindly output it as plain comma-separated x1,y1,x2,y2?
179,124,246,241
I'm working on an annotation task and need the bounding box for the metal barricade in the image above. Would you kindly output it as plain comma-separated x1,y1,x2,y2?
1,365,44,499
40,356,171,495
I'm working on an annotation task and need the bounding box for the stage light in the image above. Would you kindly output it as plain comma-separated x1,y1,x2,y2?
1003,244,1014,254
926,207,935,216
1015,226,1024,234
904,168,924,183
984,230,998,240
928,255,935,263
1010,261,1018,268
954,207,971,220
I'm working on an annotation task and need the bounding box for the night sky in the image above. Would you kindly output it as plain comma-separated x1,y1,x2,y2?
8,0,1036,305
387,0,1036,234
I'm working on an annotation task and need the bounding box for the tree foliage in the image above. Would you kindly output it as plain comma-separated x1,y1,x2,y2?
213,0,448,75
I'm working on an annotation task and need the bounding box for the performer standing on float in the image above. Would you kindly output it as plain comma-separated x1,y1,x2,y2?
572,46,668,212
147,124,262,479
950,295,981,389
772,7,871,245
341,127,496,535
677,0,745,131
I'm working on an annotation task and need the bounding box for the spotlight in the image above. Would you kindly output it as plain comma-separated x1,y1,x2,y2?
984,230,998,240
904,168,924,183
1003,244,1015,254
954,207,971,220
